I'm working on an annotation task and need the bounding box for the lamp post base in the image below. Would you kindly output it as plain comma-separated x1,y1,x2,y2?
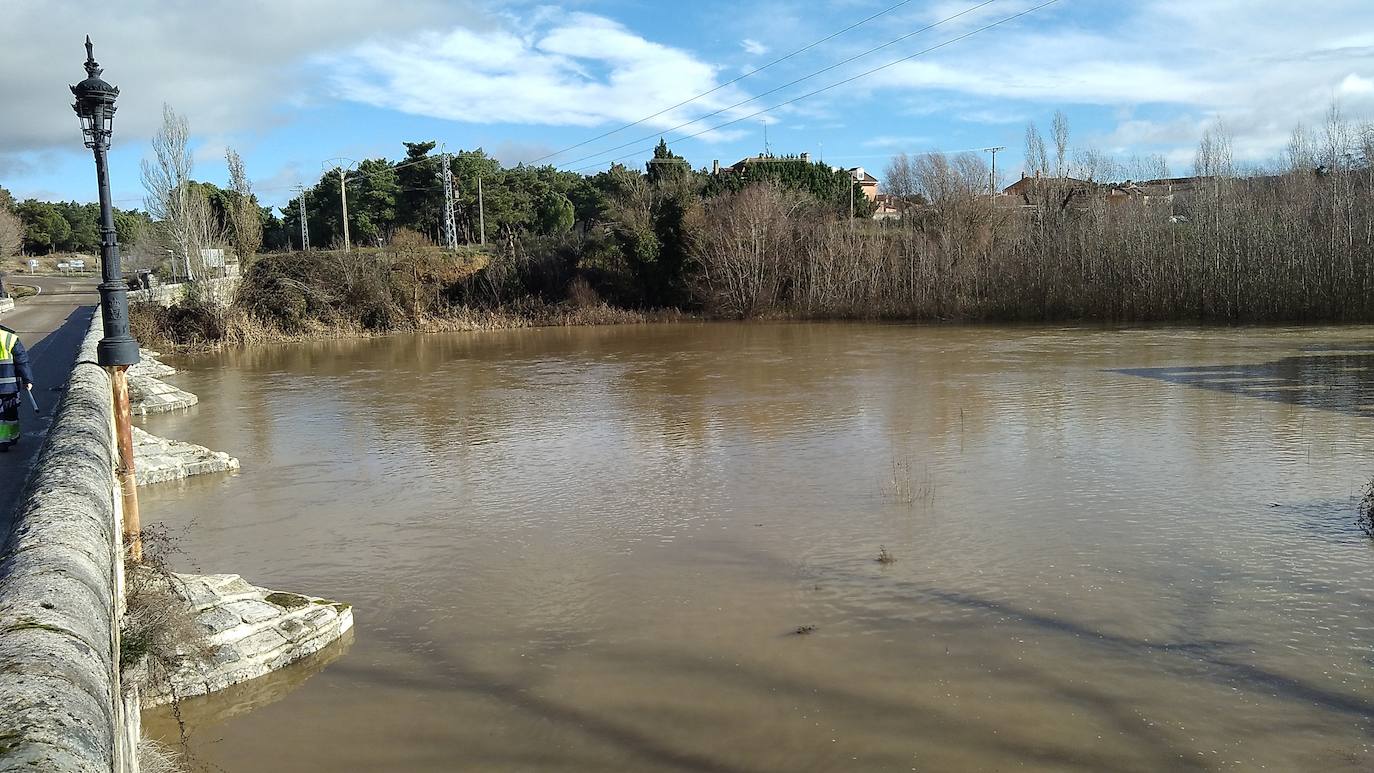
96,282,139,367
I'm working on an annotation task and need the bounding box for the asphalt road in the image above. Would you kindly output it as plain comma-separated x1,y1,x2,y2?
0,275,100,538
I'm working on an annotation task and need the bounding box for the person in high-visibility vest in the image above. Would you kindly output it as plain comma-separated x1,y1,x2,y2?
0,325,34,452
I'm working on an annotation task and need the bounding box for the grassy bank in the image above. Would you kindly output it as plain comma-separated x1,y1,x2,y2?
129,238,689,352
131,298,688,353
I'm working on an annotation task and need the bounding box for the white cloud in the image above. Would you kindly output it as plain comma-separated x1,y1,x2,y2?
741,39,769,57
1340,73,1374,95
863,135,931,149
0,0,481,170
851,0,1374,163
328,12,748,134
489,141,559,166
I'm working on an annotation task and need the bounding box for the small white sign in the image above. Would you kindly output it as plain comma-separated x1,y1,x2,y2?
69,259,85,269
27,259,38,272
57,262,70,272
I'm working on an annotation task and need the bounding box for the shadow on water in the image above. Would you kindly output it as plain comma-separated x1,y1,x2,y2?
716,541,1374,729
1273,496,1372,544
310,551,1374,772
1113,349,1374,418
331,625,1185,773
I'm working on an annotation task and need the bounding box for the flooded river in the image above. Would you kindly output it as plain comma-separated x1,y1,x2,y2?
142,322,1374,772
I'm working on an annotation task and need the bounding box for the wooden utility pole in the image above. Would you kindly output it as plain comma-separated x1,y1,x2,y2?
984,146,1006,255
984,146,1005,196
478,175,487,246
337,168,351,252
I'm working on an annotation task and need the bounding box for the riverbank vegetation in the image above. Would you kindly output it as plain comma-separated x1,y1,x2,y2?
100,105,1374,349
129,228,687,350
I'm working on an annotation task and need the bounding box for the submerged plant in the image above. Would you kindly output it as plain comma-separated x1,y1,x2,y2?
881,456,914,505
880,448,935,508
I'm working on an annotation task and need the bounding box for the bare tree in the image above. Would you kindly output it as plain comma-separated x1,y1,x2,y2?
914,152,989,207
1323,102,1352,171
1052,110,1071,178
1358,122,1374,168
1147,154,1170,181
225,148,263,264
693,183,806,317
1194,119,1235,178
884,153,919,211
1074,146,1118,182
1024,122,1049,178
141,104,215,281
1286,124,1317,172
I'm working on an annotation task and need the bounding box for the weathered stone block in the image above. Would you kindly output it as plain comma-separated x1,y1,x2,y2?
197,607,241,635
223,600,281,626
141,574,354,708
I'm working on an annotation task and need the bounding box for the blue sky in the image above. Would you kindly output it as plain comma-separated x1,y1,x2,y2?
3,0,1374,210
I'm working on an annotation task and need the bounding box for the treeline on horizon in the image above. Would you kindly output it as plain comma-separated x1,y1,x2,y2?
262,107,1374,326
17,104,1374,338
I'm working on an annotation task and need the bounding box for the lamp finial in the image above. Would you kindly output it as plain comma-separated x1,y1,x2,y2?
83,36,101,78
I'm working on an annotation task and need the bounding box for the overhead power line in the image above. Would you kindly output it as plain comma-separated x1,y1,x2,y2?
558,0,1001,171
573,0,1063,173
530,0,923,165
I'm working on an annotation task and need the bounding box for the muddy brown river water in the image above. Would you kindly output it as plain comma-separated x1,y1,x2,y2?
141,322,1374,772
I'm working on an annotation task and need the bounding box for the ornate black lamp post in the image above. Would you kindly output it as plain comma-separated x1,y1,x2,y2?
71,36,139,366
71,36,142,558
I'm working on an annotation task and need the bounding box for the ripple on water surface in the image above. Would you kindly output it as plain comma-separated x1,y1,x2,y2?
143,323,1374,773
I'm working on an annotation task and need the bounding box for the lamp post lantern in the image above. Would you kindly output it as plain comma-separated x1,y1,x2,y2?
71,36,143,559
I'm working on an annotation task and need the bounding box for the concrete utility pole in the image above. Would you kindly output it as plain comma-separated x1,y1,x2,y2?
478,175,487,246
984,146,1005,197
294,185,310,251
337,167,351,253
440,152,458,250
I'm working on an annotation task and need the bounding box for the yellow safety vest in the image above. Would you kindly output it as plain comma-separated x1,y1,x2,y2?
0,330,14,363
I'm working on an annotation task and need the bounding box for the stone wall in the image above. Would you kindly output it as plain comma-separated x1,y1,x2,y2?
0,317,134,772
128,277,239,308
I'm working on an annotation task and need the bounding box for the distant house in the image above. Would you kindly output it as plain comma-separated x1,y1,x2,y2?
873,194,902,220
712,152,813,174
1104,182,1144,206
1137,176,1209,195
1003,173,1096,200
710,155,890,217
849,167,880,202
